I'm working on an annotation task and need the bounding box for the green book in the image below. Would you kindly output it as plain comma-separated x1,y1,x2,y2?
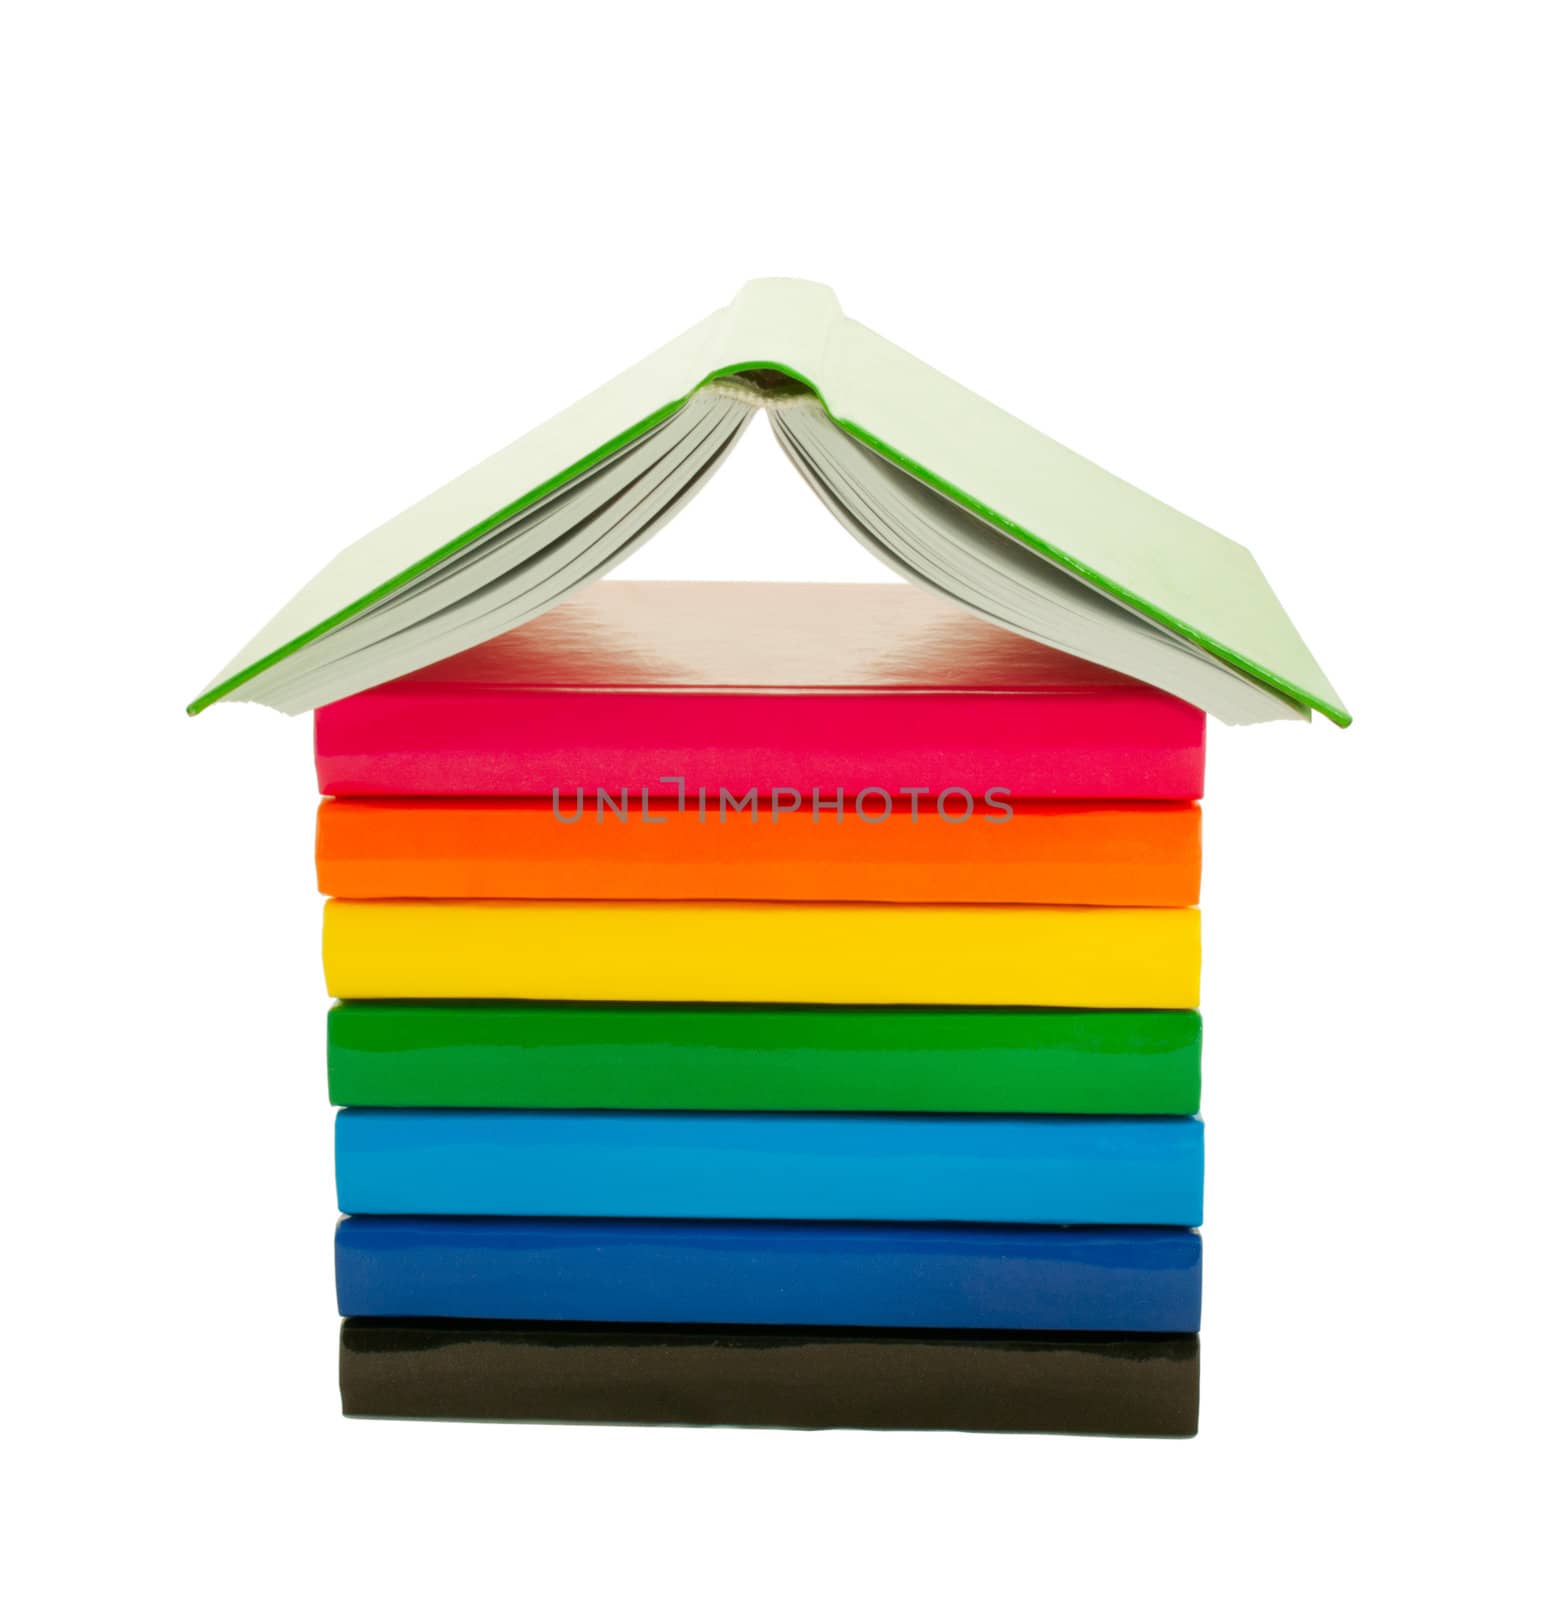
327,1002,1201,1115
191,278,1346,726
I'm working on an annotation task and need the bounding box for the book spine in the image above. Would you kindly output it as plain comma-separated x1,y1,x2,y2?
314,689,1206,800
334,1217,1202,1331
325,1002,1203,1114
339,1322,1201,1435
333,1109,1205,1224
314,797,1203,907
320,901,1203,1008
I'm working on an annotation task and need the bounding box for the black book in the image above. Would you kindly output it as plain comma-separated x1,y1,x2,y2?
341,1320,1199,1437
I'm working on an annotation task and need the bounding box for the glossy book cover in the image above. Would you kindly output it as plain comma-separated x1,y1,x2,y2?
315,794,1202,907
326,1002,1203,1114
334,1109,1205,1224
335,1217,1203,1331
339,1321,1201,1436
322,901,1201,1008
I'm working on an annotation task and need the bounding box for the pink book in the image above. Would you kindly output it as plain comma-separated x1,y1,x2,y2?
313,582,1206,800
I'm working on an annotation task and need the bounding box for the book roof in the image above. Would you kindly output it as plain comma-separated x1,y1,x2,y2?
190,279,1348,726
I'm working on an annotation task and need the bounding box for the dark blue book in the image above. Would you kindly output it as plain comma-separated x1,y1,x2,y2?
336,1217,1201,1332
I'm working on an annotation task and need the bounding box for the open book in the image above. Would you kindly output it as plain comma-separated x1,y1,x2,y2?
190,279,1348,726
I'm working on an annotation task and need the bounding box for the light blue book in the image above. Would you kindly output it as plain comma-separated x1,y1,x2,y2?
335,1109,1204,1225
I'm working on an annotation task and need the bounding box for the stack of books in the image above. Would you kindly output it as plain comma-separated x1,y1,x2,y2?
192,279,1347,1434
321,581,1207,1434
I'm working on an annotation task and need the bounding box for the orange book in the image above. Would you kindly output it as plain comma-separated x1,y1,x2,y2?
316,796,1200,908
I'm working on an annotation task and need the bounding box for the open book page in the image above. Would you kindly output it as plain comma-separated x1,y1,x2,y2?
769,399,1304,725
247,392,753,714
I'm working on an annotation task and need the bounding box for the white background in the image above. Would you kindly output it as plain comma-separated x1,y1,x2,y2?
7,3,1553,1594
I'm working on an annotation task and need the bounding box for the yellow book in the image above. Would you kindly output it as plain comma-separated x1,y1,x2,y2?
323,901,1200,1009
